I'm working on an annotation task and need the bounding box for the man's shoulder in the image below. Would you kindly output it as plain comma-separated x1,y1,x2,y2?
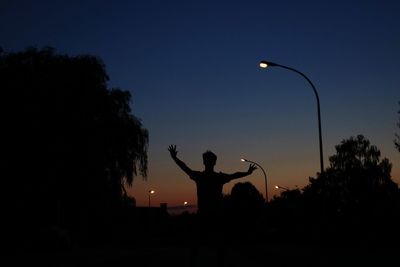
189,170,202,178
199,171,227,175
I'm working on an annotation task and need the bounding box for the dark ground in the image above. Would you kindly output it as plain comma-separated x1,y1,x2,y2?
11,244,399,267
7,208,400,267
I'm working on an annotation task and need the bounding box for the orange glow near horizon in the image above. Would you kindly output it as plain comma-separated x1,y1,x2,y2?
127,155,400,210
128,161,299,207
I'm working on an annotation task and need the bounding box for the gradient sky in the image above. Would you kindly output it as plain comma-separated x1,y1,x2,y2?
1,0,399,209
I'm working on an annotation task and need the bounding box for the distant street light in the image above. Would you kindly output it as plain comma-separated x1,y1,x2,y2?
148,190,155,207
259,60,324,174
183,201,188,206
274,185,290,191
241,158,269,202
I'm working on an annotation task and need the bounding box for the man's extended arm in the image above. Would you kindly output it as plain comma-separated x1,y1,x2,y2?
168,145,194,177
227,164,257,180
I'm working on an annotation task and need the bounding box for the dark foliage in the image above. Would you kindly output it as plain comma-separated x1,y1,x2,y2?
222,182,266,244
0,47,148,247
268,188,304,237
301,135,399,244
303,135,397,216
224,182,264,217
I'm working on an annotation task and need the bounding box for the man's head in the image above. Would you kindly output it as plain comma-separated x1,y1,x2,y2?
203,150,217,168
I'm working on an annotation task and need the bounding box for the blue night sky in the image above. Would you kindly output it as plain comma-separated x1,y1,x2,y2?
1,0,399,208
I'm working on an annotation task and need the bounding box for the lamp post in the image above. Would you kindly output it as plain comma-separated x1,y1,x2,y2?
241,158,269,202
274,185,289,191
259,60,324,174
148,190,155,207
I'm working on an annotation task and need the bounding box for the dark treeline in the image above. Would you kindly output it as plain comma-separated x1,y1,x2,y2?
127,139,400,252
2,48,400,261
169,135,400,248
268,134,400,246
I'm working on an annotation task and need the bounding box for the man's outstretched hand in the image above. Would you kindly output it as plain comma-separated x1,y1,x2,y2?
248,163,257,174
168,144,178,159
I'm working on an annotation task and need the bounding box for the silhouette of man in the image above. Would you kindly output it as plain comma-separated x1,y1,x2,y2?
169,145,256,266
168,145,257,219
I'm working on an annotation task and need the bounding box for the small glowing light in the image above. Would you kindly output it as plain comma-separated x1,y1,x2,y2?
274,185,279,189
183,201,188,206
259,62,268,68
241,158,246,162
149,190,155,194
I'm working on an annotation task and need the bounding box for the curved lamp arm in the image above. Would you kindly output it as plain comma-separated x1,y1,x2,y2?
241,158,268,202
259,60,324,174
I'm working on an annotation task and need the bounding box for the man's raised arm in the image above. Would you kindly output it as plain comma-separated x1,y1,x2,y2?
227,164,257,180
168,145,194,176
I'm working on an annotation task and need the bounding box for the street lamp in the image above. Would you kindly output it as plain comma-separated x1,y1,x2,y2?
259,60,324,174
274,185,289,191
148,190,155,207
241,158,269,202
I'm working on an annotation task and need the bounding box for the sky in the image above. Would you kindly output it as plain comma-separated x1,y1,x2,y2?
1,0,399,210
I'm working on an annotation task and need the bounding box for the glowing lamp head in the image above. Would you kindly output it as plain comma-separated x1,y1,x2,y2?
184,201,188,206
259,61,268,68
241,158,246,162
149,190,155,194
274,185,279,189
259,60,279,69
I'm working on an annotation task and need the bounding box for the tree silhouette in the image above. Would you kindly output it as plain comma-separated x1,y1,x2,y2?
302,135,399,244
226,182,265,213
223,182,265,244
304,135,397,214
0,47,148,245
